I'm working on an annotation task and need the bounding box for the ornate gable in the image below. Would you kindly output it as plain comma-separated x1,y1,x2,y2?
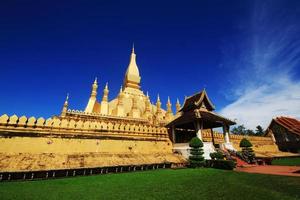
179,89,215,113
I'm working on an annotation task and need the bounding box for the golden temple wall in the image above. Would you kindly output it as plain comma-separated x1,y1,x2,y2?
0,137,171,154
0,114,183,172
202,130,278,153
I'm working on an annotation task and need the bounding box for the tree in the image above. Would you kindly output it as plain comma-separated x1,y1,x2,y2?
231,124,260,136
255,125,265,136
231,125,246,135
239,138,256,163
245,129,255,136
189,137,205,168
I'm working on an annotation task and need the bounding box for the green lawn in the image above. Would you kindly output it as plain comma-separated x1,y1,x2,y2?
0,168,299,200
272,157,300,166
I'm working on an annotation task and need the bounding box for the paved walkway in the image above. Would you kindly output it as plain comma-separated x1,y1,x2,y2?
236,165,300,177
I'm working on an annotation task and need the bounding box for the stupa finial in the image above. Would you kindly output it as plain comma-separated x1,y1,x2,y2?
132,43,135,54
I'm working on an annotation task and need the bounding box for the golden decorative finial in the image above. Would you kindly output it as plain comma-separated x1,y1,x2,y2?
61,93,69,117
132,43,135,54
119,85,123,93
105,82,108,90
157,94,160,102
176,98,181,113
167,96,171,104
65,93,69,103
94,77,98,84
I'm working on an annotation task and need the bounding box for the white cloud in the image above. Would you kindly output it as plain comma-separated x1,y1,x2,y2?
221,80,300,129
220,0,300,129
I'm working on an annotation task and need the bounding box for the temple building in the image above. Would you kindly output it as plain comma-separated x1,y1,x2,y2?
0,46,288,173
265,116,300,153
64,46,170,125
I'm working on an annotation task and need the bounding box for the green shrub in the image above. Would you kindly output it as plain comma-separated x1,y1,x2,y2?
189,137,205,168
239,138,252,148
189,137,203,148
211,160,236,170
210,151,224,160
238,138,256,163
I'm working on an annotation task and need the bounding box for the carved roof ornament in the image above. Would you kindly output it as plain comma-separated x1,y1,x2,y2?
194,109,201,118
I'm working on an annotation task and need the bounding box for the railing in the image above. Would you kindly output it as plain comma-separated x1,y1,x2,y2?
0,163,172,182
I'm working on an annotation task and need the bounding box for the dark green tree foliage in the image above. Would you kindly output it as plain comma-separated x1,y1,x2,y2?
239,138,253,148
231,125,264,136
189,137,205,168
231,125,247,135
210,151,224,160
255,125,265,136
239,138,256,163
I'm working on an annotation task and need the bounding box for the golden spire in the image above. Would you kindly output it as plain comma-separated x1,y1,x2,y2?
100,82,109,115
132,43,135,54
165,96,174,121
65,93,69,106
91,77,98,98
118,86,124,105
61,93,69,117
156,94,161,114
102,82,109,102
123,45,141,89
176,98,181,113
145,92,151,112
157,94,161,102
84,78,98,113
166,96,172,114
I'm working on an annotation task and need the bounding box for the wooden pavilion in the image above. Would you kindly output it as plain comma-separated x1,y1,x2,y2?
166,90,236,158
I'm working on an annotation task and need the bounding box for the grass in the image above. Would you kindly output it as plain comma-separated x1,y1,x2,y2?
272,157,300,166
0,168,300,200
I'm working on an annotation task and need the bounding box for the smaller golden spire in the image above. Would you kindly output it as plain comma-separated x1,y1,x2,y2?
61,93,69,117
65,93,69,105
91,77,98,98
157,94,161,102
102,82,109,102
156,94,162,114
176,98,181,113
118,86,124,106
167,96,172,113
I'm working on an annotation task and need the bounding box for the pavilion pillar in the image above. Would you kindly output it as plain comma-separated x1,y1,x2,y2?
195,120,203,141
223,124,230,143
210,128,215,145
171,126,176,143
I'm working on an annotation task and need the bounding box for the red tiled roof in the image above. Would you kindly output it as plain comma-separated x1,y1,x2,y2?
274,116,300,137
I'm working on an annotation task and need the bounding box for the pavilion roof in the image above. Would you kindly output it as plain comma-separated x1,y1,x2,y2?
166,109,236,129
179,89,215,112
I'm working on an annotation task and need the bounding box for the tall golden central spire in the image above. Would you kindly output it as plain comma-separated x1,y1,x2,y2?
123,44,141,89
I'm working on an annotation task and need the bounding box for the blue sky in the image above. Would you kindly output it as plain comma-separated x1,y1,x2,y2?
0,0,299,129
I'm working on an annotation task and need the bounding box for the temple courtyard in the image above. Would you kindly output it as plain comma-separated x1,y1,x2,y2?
1,168,299,200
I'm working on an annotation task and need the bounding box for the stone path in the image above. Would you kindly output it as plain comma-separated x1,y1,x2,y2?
236,165,300,177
